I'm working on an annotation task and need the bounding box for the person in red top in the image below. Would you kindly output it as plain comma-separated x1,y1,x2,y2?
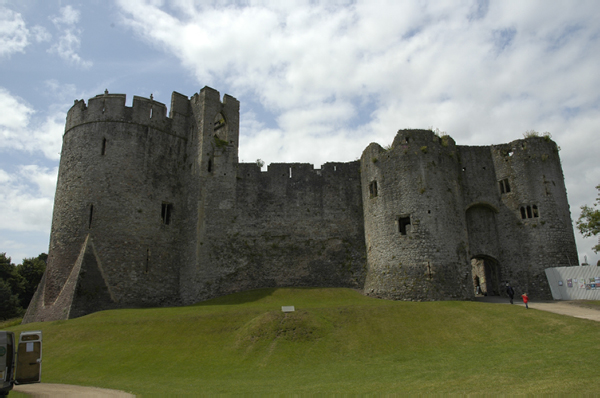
521,293,529,309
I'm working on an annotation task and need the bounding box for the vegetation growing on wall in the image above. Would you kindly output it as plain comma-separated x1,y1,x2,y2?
214,135,229,148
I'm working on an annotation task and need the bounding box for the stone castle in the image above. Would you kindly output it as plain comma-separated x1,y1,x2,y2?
24,87,578,323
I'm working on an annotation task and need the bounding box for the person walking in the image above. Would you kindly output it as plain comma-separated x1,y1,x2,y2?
506,283,515,304
521,292,529,309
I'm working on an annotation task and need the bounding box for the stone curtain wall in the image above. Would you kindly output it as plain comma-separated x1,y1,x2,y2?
24,88,579,323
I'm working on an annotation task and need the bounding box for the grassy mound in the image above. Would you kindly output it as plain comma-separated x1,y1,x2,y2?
6,288,600,395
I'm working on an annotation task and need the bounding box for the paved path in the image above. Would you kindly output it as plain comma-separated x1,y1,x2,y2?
475,296,600,322
12,383,135,397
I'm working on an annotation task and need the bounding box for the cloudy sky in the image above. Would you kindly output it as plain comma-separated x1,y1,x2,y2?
1,0,599,266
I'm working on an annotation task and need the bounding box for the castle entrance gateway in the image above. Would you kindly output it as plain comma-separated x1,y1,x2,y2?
465,204,502,296
471,256,501,296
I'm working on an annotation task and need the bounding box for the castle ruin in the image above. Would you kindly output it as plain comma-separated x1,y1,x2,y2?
24,87,578,323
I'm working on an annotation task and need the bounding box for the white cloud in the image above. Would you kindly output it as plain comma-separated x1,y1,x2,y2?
31,25,51,43
116,0,600,264
0,6,29,56
48,5,92,68
0,165,57,233
50,5,80,26
0,87,65,161
115,1,600,133
0,87,33,130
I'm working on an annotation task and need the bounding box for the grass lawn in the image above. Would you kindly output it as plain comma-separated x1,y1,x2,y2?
5,288,600,395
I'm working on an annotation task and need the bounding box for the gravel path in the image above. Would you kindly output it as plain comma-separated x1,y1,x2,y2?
12,383,135,397
475,296,600,322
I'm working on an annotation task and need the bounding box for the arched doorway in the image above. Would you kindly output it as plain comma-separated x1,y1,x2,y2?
471,256,501,296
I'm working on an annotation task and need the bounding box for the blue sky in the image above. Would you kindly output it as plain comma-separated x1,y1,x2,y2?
1,0,599,267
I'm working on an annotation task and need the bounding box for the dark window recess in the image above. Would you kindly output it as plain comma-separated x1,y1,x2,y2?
499,178,511,194
101,138,107,156
520,205,540,219
214,114,226,130
399,216,411,235
145,249,150,273
369,181,378,198
161,203,173,225
208,159,212,172
88,204,94,228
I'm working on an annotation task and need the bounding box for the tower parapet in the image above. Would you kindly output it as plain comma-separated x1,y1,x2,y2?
65,92,188,139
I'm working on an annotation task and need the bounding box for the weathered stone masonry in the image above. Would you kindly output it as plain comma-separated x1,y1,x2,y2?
23,87,578,323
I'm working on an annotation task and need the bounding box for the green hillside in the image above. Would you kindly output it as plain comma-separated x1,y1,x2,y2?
5,288,600,395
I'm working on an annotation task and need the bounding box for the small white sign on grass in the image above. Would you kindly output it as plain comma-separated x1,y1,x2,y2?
281,306,295,312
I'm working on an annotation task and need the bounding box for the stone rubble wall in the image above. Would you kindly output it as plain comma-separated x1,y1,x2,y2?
23,88,579,323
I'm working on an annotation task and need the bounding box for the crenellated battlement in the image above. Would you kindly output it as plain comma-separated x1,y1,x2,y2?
65,92,190,138
237,161,360,181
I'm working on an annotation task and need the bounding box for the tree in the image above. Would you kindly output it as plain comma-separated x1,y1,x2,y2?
0,252,47,317
0,279,22,320
16,253,47,309
576,184,600,253
0,253,24,298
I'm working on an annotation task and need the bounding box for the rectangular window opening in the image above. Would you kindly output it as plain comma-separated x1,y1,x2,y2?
520,204,540,219
369,181,378,198
88,204,94,228
499,178,510,194
101,138,107,156
161,203,173,225
145,249,150,274
399,216,411,235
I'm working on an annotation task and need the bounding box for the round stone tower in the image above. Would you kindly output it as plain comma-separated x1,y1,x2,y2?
25,92,192,322
361,129,473,301
489,135,578,298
